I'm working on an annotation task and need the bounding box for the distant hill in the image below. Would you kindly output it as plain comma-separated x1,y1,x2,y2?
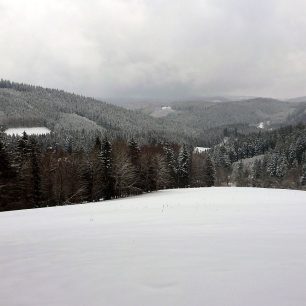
144,98,306,131
0,80,197,144
112,95,306,131
107,95,258,109
287,96,306,103
2,80,306,147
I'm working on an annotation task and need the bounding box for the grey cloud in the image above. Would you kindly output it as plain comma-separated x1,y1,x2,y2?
1,0,306,99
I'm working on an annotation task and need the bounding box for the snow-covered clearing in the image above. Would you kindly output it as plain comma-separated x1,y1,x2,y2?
161,106,172,110
150,106,175,118
257,122,265,129
194,146,210,153
1,187,306,306
4,127,51,136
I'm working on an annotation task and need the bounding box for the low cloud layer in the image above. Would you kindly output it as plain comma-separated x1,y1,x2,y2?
1,0,306,99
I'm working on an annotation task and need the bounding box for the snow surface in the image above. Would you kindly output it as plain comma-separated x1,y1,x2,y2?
4,127,51,136
1,187,306,306
151,106,174,118
257,122,265,129
194,146,210,153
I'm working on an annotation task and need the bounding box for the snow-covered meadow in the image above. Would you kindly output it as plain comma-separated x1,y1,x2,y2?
1,187,306,306
194,146,210,153
4,127,51,136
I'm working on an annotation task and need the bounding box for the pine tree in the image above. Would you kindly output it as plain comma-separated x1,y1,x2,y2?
267,154,278,177
177,145,191,188
164,145,176,187
296,137,306,165
64,137,73,154
301,164,306,186
0,137,13,181
94,136,102,152
251,159,262,187
128,138,140,167
0,136,16,210
98,137,115,200
288,143,297,166
29,139,42,207
235,161,245,187
212,146,231,185
147,157,158,191
128,138,141,189
204,155,215,187
15,132,31,207
17,131,30,159
276,154,288,178
81,160,94,202
154,154,171,190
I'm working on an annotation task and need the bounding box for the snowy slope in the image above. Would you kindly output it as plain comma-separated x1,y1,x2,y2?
1,187,306,306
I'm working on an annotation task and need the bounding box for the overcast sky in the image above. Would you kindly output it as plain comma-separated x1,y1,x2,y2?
1,0,306,100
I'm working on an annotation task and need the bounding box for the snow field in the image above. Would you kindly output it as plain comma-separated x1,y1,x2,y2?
1,187,306,306
194,147,210,153
4,127,51,136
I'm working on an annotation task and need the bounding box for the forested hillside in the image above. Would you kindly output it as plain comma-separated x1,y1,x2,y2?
211,124,306,188
2,80,306,149
0,80,198,145
144,98,306,131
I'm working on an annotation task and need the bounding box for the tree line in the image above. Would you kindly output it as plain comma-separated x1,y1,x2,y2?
2,123,306,212
0,132,215,212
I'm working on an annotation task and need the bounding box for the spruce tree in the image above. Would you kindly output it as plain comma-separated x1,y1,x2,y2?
81,160,94,202
98,137,115,200
251,159,262,187
301,164,306,186
147,157,157,191
276,154,288,178
164,145,177,187
154,154,171,190
128,138,141,189
0,138,12,181
17,131,30,159
204,156,215,187
94,136,102,152
235,161,245,187
29,139,42,208
16,132,31,207
128,138,140,167
0,137,16,209
177,145,191,188
267,154,278,177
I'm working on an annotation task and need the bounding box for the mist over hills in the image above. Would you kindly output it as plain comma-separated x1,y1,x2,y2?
107,95,259,110
115,96,306,130
165,98,305,130
287,96,306,103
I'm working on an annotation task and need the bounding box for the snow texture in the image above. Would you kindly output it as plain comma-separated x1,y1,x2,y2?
1,187,306,306
194,146,210,153
150,106,175,118
4,127,51,136
257,122,265,129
